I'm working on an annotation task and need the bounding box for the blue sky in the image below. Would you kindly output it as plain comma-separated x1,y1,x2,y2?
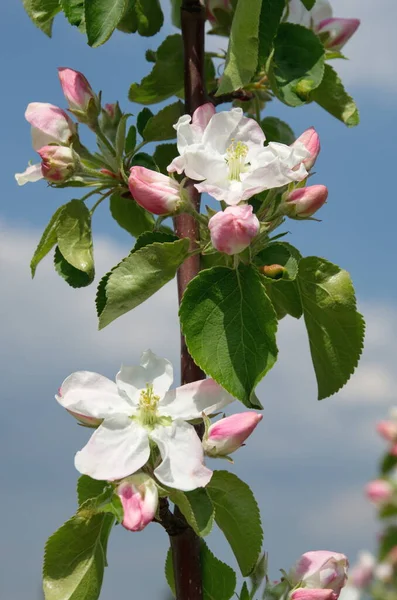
1,0,397,598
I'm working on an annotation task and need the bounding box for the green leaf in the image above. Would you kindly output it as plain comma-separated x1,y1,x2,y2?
168,488,214,537
79,489,124,523
85,0,127,47
240,582,250,600
60,0,85,28
165,541,236,600
57,200,94,278
261,117,295,145
130,151,158,171
77,475,109,506
255,242,300,280
380,454,397,476
180,265,278,408
137,107,154,137
97,238,189,328
22,0,61,36
207,471,263,576
129,35,184,104
117,0,163,36
297,257,365,399
153,143,178,174
300,0,316,9
379,526,397,561
143,101,183,142
133,230,178,251
110,193,155,237
269,23,325,106
310,64,359,127
43,512,114,600
30,205,65,277
125,125,137,154
54,247,94,288
170,0,181,29
258,0,285,68
115,114,130,163
379,504,397,520
216,0,262,95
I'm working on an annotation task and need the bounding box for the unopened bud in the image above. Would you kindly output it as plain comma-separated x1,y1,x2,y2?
260,264,285,279
365,479,394,504
58,67,99,128
282,185,328,219
37,145,77,183
292,127,320,171
100,102,123,143
208,205,260,255
203,412,263,457
128,166,185,215
117,473,158,532
377,420,397,443
25,102,76,150
316,18,360,51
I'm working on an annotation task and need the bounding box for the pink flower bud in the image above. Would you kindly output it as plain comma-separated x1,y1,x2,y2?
128,167,184,215
25,102,76,150
291,590,337,600
206,0,232,24
37,146,77,183
316,18,360,51
282,185,328,219
208,205,260,255
117,474,158,532
203,412,263,457
377,421,397,443
350,552,375,588
290,551,348,596
293,127,320,171
365,480,393,504
58,67,97,114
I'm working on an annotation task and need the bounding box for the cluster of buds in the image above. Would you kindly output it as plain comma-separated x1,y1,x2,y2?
287,551,349,599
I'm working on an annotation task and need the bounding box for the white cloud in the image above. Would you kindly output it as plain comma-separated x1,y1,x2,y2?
1,220,395,596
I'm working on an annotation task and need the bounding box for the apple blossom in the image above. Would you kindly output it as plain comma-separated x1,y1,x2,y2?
365,479,393,504
56,350,235,491
25,102,76,150
208,205,260,255
168,105,310,206
203,412,263,457
282,185,328,219
37,146,77,183
116,473,158,532
58,67,97,114
290,590,337,600
290,551,348,597
128,167,186,215
293,127,321,171
377,420,397,443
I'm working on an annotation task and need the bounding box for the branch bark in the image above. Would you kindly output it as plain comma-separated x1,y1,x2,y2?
169,1,207,599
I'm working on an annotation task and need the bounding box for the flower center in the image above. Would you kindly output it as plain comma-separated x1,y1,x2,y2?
226,140,249,181
137,384,160,428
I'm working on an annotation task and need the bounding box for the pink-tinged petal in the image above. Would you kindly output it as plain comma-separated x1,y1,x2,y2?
25,102,76,148
293,127,321,170
377,421,397,442
291,551,348,594
56,371,133,420
291,590,337,600
75,415,150,481
208,205,260,255
365,479,393,504
151,420,212,491
158,378,235,421
15,163,43,186
37,145,76,183
316,18,360,50
204,412,263,456
282,185,328,219
58,67,96,112
117,474,158,532
350,551,375,588
116,350,173,405
128,167,183,215
192,102,216,133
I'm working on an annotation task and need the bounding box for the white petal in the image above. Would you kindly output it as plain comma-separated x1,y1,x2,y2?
15,163,43,186
75,415,150,481
151,421,212,491
167,154,186,174
159,378,235,420
56,371,133,419
31,126,59,151
116,349,173,403
183,148,228,182
192,103,216,133
268,141,310,168
202,108,244,154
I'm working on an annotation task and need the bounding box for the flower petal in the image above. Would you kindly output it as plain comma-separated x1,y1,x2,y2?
183,148,227,182
116,349,173,403
151,420,212,491
192,102,216,133
56,371,133,419
202,108,265,155
159,378,235,421
14,163,43,186
75,415,150,481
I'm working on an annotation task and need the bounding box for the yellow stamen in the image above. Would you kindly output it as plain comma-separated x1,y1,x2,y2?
226,140,249,181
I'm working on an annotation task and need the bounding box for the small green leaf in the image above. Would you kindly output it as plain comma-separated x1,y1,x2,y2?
168,488,214,537
207,471,263,576
77,475,109,506
130,151,158,171
43,512,114,600
133,230,177,251
379,526,397,561
310,64,359,127
255,242,300,280
300,0,316,9
261,117,295,145
297,257,365,399
60,0,85,28
30,205,65,277
110,193,155,238
129,35,184,105
180,265,278,408
23,0,61,36
54,247,94,288
380,454,397,476
57,200,94,277
143,101,183,142
217,0,262,95
115,114,130,163
125,125,137,154
79,488,124,523
269,23,325,106
153,143,178,174
240,582,250,600
258,0,285,68
97,238,189,328
137,107,154,137
165,541,236,600
85,0,127,47
117,0,163,36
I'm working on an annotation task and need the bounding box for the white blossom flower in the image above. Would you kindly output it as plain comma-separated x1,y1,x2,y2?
56,350,235,491
168,105,309,206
